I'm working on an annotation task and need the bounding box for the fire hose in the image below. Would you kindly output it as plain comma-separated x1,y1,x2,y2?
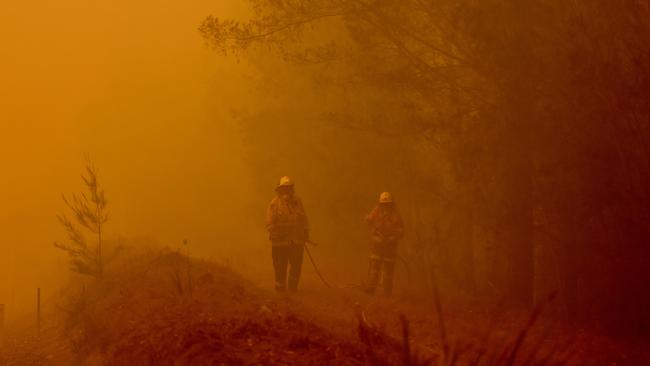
304,241,333,288
304,240,409,291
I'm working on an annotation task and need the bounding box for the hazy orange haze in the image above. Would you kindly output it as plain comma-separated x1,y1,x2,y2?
0,0,256,319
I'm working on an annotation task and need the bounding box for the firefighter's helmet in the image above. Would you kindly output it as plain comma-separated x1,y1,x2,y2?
278,176,294,187
379,192,393,203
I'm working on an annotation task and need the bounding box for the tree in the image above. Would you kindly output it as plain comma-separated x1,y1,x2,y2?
55,163,109,278
202,0,650,333
201,0,537,305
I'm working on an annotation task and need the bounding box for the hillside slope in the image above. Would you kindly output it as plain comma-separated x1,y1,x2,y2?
2,249,374,365
2,248,648,366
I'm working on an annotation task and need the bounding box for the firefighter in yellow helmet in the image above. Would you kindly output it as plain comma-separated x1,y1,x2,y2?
266,176,309,292
364,192,404,296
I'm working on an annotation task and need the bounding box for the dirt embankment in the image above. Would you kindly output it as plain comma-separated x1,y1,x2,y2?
1,249,648,366
1,249,376,365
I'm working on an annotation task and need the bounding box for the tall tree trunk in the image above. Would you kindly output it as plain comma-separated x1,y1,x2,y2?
506,132,534,308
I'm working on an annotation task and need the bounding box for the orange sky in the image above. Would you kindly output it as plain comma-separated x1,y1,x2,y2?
0,0,257,318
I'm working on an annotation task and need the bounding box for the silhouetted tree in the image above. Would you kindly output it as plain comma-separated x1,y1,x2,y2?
55,163,109,278
201,0,537,306
202,0,650,333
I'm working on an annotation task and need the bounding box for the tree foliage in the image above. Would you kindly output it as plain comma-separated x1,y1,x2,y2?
55,164,110,278
202,0,650,334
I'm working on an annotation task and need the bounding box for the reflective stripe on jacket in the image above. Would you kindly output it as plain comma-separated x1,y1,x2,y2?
266,195,309,246
365,205,404,259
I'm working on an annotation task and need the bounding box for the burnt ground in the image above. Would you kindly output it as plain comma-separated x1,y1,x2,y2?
1,249,648,366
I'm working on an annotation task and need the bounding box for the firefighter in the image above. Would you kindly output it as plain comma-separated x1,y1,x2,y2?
266,176,309,292
364,192,404,296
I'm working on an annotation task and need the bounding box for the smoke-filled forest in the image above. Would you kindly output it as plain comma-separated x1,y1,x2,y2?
1,1,649,365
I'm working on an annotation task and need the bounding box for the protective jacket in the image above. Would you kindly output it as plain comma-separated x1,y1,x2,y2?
365,205,404,260
266,195,309,246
